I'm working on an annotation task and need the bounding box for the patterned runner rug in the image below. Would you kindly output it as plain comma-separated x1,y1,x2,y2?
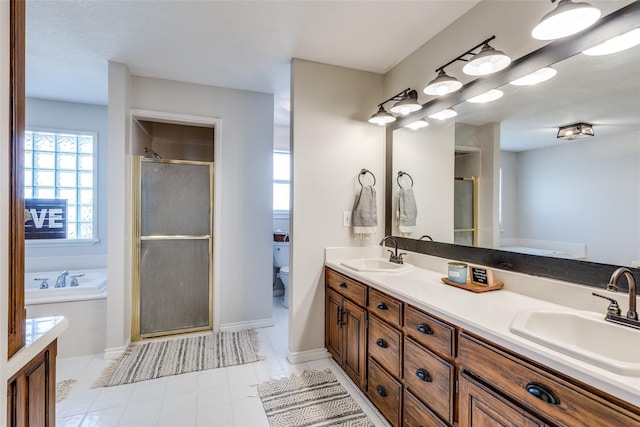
95,329,261,387
257,369,374,427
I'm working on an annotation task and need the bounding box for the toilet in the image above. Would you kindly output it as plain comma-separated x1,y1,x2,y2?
273,241,290,308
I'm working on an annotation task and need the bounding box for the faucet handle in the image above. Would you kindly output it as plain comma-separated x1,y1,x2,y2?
592,293,621,316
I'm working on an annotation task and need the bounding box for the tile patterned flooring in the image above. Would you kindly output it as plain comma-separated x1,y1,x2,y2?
56,298,390,426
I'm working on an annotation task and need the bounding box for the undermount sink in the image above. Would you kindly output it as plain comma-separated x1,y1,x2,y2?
341,258,413,274
510,310,640,376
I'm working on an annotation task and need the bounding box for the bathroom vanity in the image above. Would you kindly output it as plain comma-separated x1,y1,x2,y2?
324,249,640,427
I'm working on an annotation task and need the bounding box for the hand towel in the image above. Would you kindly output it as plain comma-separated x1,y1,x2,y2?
396,187,417,236
352,185,378,240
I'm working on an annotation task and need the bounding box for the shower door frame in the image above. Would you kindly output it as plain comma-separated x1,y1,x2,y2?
131,156,214,341
454,176,478,247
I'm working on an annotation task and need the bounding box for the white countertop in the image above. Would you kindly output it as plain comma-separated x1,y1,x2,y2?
325,247,640,408
7,316,69,378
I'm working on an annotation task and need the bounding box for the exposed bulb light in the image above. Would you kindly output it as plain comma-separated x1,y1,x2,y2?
368,105,396,125
557,122,594,140
532,0,601,41
428,109,457,121
405,120,429,130
467,89,504,104
583,28,640,56
390,90,421,115
423,70,463,96
509,67,558,86
462,43,511,76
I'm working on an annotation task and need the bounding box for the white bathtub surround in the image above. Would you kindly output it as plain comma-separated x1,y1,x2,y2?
325,246,640,407
25,269,107,305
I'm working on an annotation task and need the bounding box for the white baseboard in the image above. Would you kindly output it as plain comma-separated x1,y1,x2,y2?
287,347,331,364
103,343,129,360
220,317,274,332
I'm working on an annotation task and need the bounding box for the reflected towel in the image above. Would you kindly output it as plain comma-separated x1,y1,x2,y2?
397,188,417,235
352,185,378,239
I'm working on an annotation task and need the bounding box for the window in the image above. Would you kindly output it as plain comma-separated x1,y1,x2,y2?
273,151,290,211
24,129,97,240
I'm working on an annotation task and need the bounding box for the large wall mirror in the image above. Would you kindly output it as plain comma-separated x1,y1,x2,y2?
386,2,640,288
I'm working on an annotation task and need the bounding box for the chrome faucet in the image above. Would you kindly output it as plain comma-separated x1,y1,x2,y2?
593,267,639,329
55,271,69,288
380,236,405,264
418,235,433,241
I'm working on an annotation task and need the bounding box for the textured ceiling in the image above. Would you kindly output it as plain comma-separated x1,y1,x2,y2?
26,0,480,124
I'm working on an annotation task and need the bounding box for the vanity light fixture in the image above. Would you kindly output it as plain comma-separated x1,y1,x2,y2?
557,122,594,140
466,89,504,104
405,119,429,130
583,28,640,56
428,108,457,121
369,88,421,125
509,67,558,86
423,36,511,98
532,0,601,41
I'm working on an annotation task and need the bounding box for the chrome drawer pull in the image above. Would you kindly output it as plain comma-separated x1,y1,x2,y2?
417,323,434,335
375,385,387,397
377,302,388,310
416,368,432,382
339,282,347,288
526,382,561,405
376,338,388,348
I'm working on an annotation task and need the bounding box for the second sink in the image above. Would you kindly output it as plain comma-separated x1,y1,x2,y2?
341,258,413,274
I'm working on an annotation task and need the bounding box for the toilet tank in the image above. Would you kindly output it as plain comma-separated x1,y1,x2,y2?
273,242,289,267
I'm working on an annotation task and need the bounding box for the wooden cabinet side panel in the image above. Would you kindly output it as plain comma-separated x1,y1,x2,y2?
342,299,367,390
325,287,343,362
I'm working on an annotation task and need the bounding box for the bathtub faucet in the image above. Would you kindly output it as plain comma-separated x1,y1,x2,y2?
55,271,69,288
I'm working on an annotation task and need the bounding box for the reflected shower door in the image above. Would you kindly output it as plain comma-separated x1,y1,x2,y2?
133,158,213,339
454,177,478,246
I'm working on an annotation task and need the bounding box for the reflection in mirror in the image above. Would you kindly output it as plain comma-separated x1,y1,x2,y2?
391,25,640,268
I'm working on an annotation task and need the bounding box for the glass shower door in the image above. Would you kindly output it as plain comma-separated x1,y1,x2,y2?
454,177,478,247
133,157,213,339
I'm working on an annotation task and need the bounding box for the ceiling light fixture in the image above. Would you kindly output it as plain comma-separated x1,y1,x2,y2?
509,67,558,86
583,28,640,56
405,119,429,130
466,89,504,104
428,108,457,121
423,36,511,98
369,88,421,125
557,122,594,140
532,0,601,41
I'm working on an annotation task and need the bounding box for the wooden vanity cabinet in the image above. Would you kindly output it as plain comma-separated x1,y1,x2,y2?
325,268,367,390
7,340,58,427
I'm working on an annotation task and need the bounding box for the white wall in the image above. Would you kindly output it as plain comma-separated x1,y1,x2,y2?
1,0,10,419
24,98,108,271
515,130,640,266
289,59,385,359
500,150,519,241
392,121,454,241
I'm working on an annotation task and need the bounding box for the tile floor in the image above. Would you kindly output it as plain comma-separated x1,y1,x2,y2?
56,298,390,426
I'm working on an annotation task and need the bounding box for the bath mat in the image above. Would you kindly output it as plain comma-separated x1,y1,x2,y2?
257,369,374,427
56,379,77,403
94,329,262,387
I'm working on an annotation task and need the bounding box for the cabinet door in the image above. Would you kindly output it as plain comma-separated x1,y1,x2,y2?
459,374,548,427
342,299,367,390
325,288,343,362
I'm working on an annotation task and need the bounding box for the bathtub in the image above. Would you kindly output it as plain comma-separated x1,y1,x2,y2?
25,269,107,305
25,269,107,357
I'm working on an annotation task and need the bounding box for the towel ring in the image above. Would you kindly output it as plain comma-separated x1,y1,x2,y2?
358,169,376,187
397,171,414,189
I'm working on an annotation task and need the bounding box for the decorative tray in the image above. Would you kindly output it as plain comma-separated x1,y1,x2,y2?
440,277,504,293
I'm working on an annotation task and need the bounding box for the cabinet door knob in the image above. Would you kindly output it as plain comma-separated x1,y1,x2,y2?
376,302,388,310
526,382,561,405
417,323,434,335
376,338,388,348
375,385,387,397
339,282,347,288
416,368,432,382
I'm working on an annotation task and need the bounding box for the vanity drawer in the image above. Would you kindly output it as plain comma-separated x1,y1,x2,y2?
325,268,367,306
368,288,402,328
368,314,402,379
404,305,454,360
403,389,448,427
367,358,402,427
458,333,640,427
404,337,455,425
